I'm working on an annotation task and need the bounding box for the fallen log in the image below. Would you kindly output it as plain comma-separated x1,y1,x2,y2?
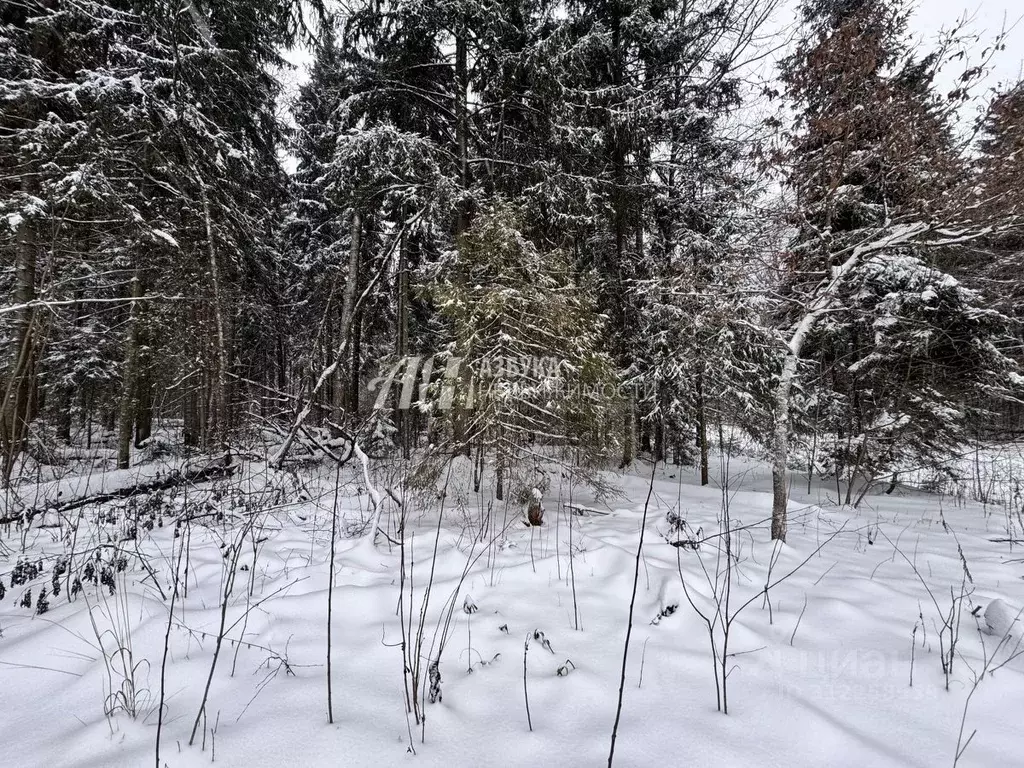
1,464,237,526
562,503,610,517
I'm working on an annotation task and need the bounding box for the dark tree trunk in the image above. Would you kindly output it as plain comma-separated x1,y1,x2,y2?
396,218,410,458
350,309,361,419
135,376,153,446
117,277,143,469
56,387,72,443
184,391,200,447
696,373,709,486
1,183,39,482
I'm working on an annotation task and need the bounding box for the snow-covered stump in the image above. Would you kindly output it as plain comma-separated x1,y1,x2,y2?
527,487,544,526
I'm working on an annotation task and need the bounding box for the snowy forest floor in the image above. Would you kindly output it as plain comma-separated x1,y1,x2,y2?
1,437,1023,767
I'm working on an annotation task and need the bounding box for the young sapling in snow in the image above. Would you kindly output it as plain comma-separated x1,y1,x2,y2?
463,594,478,672
523,629,555,732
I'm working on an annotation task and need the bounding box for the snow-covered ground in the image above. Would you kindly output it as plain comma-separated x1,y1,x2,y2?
1,447,1022,767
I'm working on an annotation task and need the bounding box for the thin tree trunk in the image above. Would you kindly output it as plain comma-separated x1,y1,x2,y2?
1,198,39,481
696,373,709,486
118,276,143,469
396,220,409,458
455,24,469,238
652,416,664,463
334,212,361,427
771,223,935,541
771,352,800,541
350,309,361,419
56,386,72,443
183,392,195,447
448,22,473,460
135,375,153,446
277,334,287,394
319,311,333,427
57,297,85,444
198,186,229,447
619,397,635,468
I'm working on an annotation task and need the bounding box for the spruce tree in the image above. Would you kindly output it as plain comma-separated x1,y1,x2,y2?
0,0,319,476
428,204,619,498
769,0,1020,538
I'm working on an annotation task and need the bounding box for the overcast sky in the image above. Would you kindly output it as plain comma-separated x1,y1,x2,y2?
911,0,1023,87
755,0,1024,131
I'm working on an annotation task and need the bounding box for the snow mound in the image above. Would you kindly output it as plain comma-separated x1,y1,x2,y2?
983,598,1022,639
